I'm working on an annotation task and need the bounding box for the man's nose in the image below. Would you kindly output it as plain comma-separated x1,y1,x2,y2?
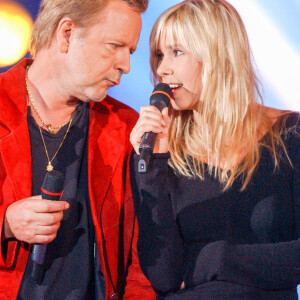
117,50,131,74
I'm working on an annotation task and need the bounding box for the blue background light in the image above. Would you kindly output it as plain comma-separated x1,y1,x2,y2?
1,0,299,113
0,0,299,298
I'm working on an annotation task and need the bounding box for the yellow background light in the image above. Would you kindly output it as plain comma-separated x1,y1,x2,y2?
0,0,33,67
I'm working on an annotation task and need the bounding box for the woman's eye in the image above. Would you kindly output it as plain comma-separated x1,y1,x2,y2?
174,49,183,56
156,53,164,60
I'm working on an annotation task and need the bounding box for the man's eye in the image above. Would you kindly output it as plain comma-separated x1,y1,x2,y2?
108,44,121,51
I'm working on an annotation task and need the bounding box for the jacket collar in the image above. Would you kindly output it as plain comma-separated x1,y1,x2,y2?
88,98,125,223
0,59,32,200
0,59,30,131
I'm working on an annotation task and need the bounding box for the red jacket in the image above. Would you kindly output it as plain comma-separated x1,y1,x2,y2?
0,60,155,300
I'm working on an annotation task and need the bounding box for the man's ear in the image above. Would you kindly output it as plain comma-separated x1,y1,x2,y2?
56,17,74,53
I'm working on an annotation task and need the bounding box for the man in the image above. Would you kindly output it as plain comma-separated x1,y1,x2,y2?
0,0,155,299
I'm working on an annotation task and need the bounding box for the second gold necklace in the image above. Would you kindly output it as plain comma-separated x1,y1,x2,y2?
25,65,73,171
38,119,73,171
26,65,70,135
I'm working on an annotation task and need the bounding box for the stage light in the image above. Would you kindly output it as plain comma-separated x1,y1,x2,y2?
0,0,33,67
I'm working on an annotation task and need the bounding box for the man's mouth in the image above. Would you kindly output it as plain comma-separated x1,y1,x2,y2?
107,78,120,86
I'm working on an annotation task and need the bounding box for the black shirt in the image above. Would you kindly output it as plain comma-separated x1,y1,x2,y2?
132,112,300,299
19,103,104,299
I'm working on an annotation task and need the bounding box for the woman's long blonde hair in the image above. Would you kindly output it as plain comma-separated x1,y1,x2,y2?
150,0,290,190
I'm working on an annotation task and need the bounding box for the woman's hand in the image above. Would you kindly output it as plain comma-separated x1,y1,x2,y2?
130,106,170,154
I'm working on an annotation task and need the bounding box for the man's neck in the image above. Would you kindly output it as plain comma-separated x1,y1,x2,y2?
26,56,79,133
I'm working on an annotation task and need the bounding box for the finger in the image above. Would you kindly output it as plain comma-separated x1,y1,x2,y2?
31,232,58,244
139,105,161,115
131,123,163,152
33,222,61,236
36,211,65,226
31,195,43,200
161,107,169,118
137,120,164,134
136,111,165,133
161,107,169,127
33,200,70,213
131,117,164,145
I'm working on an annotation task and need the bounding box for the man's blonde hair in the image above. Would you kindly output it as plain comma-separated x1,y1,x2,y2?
30,0,148,57
150,0,289,190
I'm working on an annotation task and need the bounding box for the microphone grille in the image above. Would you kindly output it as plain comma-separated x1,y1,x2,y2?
153,83,172,94
42,170,64,194
150,83,172,107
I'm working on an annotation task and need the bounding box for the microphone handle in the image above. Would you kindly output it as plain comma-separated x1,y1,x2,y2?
31,171,64,284
139,131,157,152
32,244,47,284
138,88,171,173
139,98,166,153
138,133,157,173
150,99,167,111
138,106,161,172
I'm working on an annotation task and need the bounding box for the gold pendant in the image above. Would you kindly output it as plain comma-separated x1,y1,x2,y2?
47,162,54,171
47,124,55,135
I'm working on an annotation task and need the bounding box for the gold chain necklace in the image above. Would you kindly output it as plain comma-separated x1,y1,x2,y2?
38,118,73,171
25,65,73,171
25,66,70,134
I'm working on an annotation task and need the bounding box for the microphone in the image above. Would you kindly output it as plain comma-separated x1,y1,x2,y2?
31,170,64,284
138,83,172,173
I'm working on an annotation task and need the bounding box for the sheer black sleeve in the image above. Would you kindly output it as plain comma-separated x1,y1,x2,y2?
130,152,184,293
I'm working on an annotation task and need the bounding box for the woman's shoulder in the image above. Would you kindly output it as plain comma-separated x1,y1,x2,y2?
262,106,299,132
259,107,299,156
270,109,300,159
275,110,299,138
261,107,299,167
282,111,299,130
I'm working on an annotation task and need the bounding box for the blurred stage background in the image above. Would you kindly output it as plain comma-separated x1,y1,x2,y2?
0,0,299,113
0,0,299,298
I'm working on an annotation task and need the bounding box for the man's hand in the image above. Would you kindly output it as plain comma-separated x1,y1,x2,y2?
3,195,69,244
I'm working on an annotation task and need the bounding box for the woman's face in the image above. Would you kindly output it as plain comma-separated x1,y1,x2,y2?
156,33,203,111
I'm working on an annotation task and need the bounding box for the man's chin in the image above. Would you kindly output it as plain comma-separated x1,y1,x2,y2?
86,92,107,103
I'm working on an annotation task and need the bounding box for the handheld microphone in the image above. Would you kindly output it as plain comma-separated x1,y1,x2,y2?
138,83,172,173
31,170,64,284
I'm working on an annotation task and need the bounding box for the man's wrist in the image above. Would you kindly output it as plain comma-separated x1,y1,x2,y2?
1,214,14,241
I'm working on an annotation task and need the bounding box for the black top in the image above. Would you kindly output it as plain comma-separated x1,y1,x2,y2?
131,112,300,299
19,103,104,299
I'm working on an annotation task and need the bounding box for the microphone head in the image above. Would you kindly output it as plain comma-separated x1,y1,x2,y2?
41,170,64,200
150,83,172,108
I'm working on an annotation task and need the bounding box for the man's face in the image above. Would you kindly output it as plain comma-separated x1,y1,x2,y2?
65,0,142,102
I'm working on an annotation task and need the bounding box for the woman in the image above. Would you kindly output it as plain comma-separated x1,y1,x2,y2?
130,0,300,299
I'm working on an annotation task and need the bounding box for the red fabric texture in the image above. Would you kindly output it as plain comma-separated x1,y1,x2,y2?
0,60,155,300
